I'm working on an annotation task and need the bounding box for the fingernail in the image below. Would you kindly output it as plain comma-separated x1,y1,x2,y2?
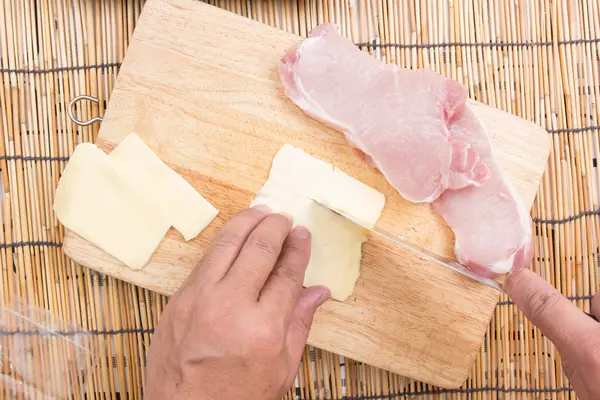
253,204,272,214
293,226,310,239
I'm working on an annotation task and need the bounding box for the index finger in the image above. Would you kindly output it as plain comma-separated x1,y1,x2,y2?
223,213,293,296
506,268,598,353
259,226,312,318
190,205,272,286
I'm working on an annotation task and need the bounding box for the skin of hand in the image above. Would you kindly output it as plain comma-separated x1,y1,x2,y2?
144,205,331,400
506,268,600,400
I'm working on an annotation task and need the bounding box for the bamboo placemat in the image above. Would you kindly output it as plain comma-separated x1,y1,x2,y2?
1,0,598,398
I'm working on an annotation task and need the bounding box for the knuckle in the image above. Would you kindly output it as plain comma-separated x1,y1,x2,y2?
272,265,303,288
252,320,284,351
284,236,307,255
524,287,561,318
214,231,245,250
248,235,278,257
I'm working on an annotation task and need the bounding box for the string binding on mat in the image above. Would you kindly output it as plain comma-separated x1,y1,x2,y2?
0,241,62,249
357,37,600,49
296,386,573,399
0,155,70,161
0,62,121,74
532,208,600,224
0,328,155,336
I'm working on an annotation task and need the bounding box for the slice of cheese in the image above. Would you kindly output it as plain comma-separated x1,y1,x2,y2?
54,144,172,269
54,134,219,270
250,144,385,301
109,133,218,240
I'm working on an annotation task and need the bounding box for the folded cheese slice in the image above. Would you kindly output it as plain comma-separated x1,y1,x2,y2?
250,144,385,300
109,133,218,240
55,134,218,269
54,143,173,269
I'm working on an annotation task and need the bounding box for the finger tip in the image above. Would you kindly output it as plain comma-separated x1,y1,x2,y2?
317,294,329,307
278,212,294,225
301,285,331,301
292,225,310,239
252,204,272,214
312,286,331,306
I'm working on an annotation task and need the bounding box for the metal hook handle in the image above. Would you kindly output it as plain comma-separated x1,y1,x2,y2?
68,95,103,126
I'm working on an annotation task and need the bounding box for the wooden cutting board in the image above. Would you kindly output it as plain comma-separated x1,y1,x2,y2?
63,0,550,388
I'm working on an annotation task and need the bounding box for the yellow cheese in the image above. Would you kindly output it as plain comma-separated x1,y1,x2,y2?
54,134,219,270
54,144,172,269
109,133,218,240
250,144,385,301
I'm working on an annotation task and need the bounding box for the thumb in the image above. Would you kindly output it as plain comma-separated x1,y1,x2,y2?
506,268,598,354
286,286,330,368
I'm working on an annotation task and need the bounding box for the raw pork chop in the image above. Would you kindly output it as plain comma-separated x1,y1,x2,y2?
278,24,488,203
278,24,533,275
432,108,533,276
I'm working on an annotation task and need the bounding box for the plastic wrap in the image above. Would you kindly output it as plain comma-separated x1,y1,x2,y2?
0,299,96,399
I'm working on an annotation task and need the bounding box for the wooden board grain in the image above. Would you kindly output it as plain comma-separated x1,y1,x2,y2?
62,0,551,388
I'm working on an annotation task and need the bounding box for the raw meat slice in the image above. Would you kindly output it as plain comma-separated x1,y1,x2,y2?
432,108,533,275
278,24,487,203
278,24,533,276
448,139,491,189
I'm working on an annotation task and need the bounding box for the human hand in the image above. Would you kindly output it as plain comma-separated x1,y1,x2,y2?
506,268,600,400
144,206,331,400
